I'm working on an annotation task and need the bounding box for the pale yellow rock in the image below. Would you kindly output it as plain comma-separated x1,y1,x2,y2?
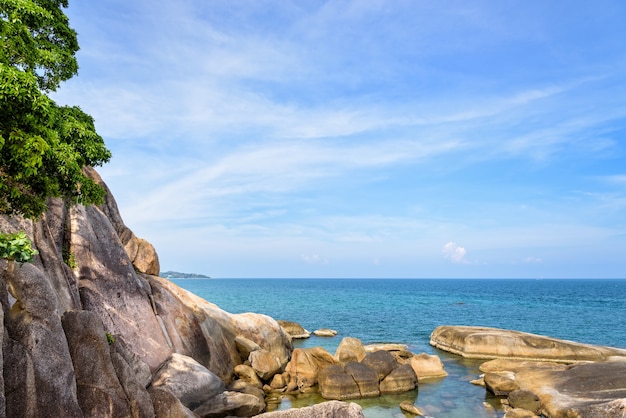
313,328,338,337
430,325,626,362
335,337,367,364
410,353,448,380
284,347,338,389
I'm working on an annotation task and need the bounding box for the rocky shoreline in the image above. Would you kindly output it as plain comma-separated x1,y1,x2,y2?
430,325,626,417
1,168,625,417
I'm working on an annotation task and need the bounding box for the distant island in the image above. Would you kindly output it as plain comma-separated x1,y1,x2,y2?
160,271,211,279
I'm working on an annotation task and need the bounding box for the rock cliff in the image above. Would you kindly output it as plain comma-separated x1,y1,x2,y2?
0,168,292,418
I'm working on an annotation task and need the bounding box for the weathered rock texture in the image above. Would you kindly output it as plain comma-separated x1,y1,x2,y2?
254,400,365,418
430,325,626,362
479,357,626,417
0,168,292,418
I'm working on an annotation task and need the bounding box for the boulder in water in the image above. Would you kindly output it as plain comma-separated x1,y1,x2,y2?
430,325,626,362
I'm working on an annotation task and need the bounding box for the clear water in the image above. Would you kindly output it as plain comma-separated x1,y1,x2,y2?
171,278,626,418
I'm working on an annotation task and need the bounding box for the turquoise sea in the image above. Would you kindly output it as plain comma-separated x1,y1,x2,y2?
172,278,626,418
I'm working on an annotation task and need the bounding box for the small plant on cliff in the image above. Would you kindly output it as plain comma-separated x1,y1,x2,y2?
105,332,115,345
0,231,38,265
62,247,76,269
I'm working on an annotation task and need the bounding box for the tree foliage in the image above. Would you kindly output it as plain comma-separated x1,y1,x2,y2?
0,0,111,219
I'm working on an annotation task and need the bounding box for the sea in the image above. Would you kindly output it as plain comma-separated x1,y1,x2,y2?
171,278,626,418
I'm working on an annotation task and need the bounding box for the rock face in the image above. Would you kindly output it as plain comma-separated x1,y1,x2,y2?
514,359,626,417
0,168,292,417
430,325,626,362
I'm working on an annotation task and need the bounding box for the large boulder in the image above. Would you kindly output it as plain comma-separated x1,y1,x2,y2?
192,390,265,418
514,359,626,417
277,320,310,339
87,167,160,276
410,353,447,380
234,364,263,388
361,350,398,381
318,365,361,400
508,389,541,415
250,349,283,381
234,335,261,360
345,362,380,398
254,400,365,418
430,326,626,362
150,353,225,410
335,337,366,364
379,364,417,394
484,371,519,396
284,347,338,389
148,387,198,418
479,358,568,374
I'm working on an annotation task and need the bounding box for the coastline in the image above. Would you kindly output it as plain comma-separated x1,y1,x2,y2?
173,278,626,417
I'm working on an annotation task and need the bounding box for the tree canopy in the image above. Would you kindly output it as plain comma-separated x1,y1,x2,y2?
0,0,111,219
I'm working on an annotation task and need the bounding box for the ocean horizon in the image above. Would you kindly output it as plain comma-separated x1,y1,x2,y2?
172,278,626,418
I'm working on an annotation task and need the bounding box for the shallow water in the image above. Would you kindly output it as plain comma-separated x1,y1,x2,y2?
172,278,626,417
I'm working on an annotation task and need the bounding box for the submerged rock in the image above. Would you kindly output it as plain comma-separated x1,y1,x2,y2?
399,400,425,416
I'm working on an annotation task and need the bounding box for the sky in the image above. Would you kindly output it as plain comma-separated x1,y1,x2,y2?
52,0,626,278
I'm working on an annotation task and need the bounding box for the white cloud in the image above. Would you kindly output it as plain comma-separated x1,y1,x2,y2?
442,242,468,264
301,254,328,265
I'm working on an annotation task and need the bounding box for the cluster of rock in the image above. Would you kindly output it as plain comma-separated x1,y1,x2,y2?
430,325,626,418
269,326,447,403
275,321,338,339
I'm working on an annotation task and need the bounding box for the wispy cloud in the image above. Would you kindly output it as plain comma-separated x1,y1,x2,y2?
52,0,626,277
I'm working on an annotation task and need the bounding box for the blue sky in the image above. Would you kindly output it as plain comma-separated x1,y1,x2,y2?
53,0,626,278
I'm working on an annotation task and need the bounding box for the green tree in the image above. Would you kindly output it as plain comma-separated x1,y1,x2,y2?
0,0,111,219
